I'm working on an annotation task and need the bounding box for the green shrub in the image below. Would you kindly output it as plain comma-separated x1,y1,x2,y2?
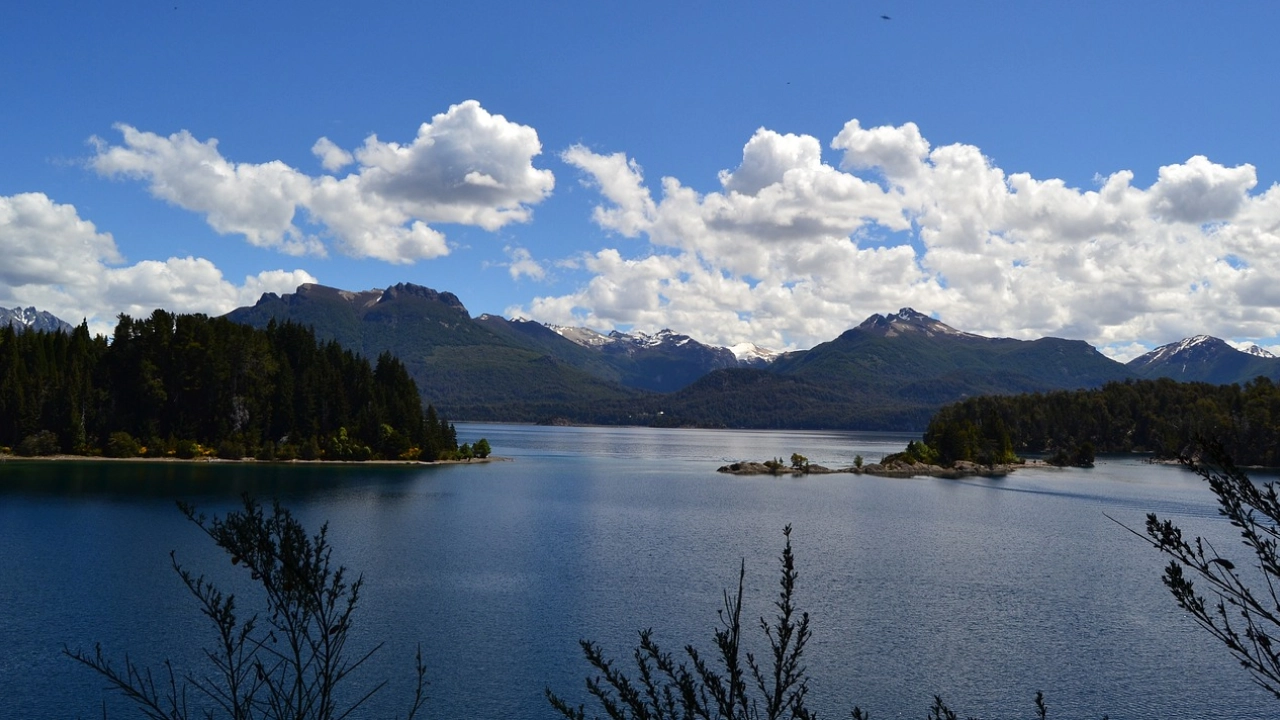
142,436,168,458
216,440,246,460
174,439,199,459
17,430,61,457
790,452,809,471
105,432,140,458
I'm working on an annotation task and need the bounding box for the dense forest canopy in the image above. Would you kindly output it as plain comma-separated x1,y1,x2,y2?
920,377,1280,467
0,311,465,461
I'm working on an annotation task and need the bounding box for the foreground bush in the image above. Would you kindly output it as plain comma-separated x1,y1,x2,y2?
66,496,426,720
1142,440,1280,699
105,431,140,458
547,526,1079,720
16,429,60,456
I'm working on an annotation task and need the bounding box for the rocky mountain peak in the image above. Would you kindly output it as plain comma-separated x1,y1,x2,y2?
617,328,691,348
269,283,383,309
729,342,780,365
549,324,612,347
1129,335,1234,370
1,306,75,334
856,308,975,339
379,282,467,312
1244,344,1277,359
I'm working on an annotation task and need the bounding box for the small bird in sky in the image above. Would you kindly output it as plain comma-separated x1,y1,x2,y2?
881,15,891,20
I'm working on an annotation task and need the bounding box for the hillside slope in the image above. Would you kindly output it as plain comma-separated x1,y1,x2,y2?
226,283,644,421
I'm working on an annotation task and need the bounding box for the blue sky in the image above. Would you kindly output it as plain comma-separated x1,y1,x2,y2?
4,2,1280,359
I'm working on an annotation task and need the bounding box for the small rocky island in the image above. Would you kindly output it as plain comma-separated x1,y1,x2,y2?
717,450,1027,479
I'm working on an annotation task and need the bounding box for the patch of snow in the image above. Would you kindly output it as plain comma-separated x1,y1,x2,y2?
1131,335,1231,367
730,343,780,363
872,307,979,338
1,306,74,334
550,325,613,347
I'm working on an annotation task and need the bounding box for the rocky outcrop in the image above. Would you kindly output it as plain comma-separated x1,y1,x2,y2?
855,459,1014,478
718,458,1017,478
716,461,835,475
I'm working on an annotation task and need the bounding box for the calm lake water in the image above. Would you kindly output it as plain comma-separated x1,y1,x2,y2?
0,424,1273,719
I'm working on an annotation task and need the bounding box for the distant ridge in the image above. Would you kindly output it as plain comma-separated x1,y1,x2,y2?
656,307,1137,430
1127,334,1280,385
1,306,74,334
544,324,769,391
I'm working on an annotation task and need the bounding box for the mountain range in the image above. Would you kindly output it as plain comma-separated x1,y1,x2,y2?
15,286,1280,430
224,287,1138,429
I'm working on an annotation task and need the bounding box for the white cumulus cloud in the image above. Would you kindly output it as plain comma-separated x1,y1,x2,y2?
0,192,315,335
504,246,546,281
312,137,354,172
91,100,554,265
518,119,1280,356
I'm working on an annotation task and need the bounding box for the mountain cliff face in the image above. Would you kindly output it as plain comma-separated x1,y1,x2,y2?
1,306,74,334
1127,335,1280,385
225,283,642,421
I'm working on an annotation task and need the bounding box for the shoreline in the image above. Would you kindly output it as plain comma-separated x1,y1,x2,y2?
0,453,508,466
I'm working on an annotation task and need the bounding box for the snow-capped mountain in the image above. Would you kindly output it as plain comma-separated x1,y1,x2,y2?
729,342,781,366
547,324,612,348
547,324,777,392
552,325,779,364
606,328,700,353
1129,335,1225,369
1128,335,1280,385
855,308,982,339
1,306,74,334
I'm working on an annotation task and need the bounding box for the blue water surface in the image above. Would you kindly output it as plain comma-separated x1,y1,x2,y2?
0,424,1268,719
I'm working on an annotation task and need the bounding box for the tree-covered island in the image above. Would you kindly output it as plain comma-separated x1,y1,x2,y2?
0,311,489,462
918,376,1280,468
722,376,1280,478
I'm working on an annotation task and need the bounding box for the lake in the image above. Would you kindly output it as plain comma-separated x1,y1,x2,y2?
0,423,1272,719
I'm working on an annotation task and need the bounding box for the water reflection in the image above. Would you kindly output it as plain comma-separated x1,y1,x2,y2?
0,459,445,499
